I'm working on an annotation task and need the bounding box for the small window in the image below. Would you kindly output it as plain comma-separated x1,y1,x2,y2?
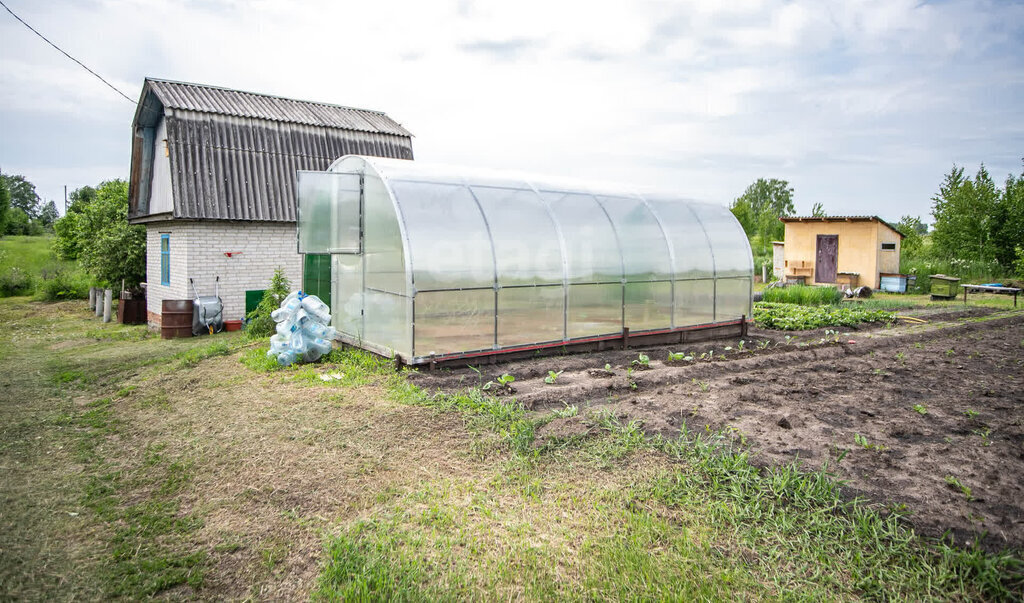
160,234,170,285
881,242,896,251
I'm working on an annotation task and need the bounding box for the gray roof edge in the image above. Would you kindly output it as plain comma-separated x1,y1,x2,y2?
142,77,410,129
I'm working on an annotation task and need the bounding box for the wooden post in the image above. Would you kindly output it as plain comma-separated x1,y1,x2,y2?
88,287,95,310
741,314,748,337
95,291,103,316
103,289,112,323
622,327,630,350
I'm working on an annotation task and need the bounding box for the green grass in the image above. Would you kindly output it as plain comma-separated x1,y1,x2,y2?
0,235,89,299
762,284,843,305
314,399,1024,601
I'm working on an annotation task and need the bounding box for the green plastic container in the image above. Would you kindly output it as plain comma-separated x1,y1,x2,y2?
929,274,960,299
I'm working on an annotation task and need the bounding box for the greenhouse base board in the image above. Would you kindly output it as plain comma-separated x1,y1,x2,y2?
337,318,749,369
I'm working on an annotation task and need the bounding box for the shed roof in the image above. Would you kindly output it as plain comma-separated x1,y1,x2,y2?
780,215,905,238
135,78,412,136
128,78,414,223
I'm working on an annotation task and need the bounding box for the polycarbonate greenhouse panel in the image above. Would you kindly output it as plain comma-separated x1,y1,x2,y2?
471,186,563,286
567,283,622,338
296,171,361,253
715,277,753,321
541,191,623,283
646,198,715,279
390,181,494,291
362,171,407,295
675,279,716,326
624,281,672,331
363,290,410,356
498,285,563,346
595,195,673,282
332,253,362,338
688,202,753,278
414,289,494,356
304,155,753,364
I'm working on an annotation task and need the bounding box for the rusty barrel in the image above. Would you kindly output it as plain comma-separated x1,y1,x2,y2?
161,299,194,339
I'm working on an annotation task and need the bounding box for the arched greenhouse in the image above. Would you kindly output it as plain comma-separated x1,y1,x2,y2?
296,155,752,365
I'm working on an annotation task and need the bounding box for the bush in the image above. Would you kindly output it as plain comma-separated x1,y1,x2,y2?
245,268,292,338
0,266,33,296
35,269,90,300
762,284,842,305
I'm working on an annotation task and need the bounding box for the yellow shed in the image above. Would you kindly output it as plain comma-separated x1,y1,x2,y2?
780,216,904,289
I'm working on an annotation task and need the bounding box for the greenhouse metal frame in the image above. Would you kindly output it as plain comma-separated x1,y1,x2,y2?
297,155,753,365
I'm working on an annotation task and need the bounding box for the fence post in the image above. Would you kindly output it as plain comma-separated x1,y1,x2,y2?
88,287,96,310
103,289,112,323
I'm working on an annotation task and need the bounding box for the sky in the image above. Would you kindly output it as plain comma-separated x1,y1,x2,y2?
1,0,1023,222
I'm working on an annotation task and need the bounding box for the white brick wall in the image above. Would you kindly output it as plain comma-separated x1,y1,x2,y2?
145,221,303,325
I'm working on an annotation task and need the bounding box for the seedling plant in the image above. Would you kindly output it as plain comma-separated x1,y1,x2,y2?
483,373,516,394
543,370,563,384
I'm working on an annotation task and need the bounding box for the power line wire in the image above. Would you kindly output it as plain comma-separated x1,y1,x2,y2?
0,0,134,103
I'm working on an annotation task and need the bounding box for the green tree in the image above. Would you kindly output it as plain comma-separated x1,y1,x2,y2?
74,180,146,289
810,202,826,217
0,179,9,235
37,200,59,229
5,208,32,235
930,165,999,262
54,185,97,259
246,268,292,338
0,174,41,220
730,178,795,267
991,171,1024,270
896,215,926,259
67,185,96,214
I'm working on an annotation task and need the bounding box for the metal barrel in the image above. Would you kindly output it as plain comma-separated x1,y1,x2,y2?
161,299,194,339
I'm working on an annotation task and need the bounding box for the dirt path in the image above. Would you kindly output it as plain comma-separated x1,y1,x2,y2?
414,309,1024,551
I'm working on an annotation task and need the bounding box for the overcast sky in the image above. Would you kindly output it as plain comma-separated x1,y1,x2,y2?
1,0,1022,221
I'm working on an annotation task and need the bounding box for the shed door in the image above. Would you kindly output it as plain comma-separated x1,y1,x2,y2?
815,235,838,283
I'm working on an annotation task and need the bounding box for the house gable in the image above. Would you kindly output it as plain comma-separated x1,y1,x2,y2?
128,78,414,224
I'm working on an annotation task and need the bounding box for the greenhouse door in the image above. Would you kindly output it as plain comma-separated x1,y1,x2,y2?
303,254,332,308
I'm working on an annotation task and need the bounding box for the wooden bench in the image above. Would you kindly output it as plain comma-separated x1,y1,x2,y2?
960,284,1021,307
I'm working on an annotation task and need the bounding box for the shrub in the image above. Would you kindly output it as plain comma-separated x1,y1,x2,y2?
0,266,33,296
245,267,292,338
761,284,842,306
35,269,90,300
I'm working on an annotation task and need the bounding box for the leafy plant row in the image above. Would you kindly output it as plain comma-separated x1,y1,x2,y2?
753,301,896,330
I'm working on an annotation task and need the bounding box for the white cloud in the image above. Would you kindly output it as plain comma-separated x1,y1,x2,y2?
0,0,1022,219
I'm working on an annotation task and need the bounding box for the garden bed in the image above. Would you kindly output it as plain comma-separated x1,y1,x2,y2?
412,307,1024,552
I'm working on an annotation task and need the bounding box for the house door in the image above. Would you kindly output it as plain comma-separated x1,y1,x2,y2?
815,235,838,283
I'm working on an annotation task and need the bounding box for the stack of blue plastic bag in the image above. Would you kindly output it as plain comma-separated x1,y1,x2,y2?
267,291,336,366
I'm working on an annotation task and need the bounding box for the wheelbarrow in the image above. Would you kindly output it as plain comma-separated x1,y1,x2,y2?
191,276,224,335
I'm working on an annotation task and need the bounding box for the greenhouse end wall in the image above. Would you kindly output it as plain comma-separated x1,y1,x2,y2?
297,156,753,365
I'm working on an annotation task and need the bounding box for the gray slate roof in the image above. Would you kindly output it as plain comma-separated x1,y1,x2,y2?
129,78,414,223
140,79,412,136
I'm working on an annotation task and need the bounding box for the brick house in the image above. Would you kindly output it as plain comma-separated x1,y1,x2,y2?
127,78,414,326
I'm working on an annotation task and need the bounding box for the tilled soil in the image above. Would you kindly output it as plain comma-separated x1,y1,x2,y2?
411,307,1024,552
